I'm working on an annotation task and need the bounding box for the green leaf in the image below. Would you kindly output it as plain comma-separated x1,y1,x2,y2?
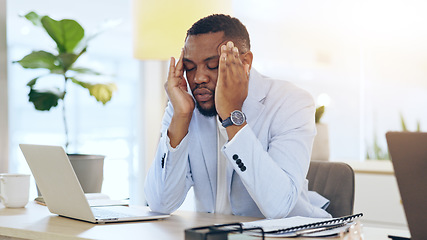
41,16,84,53
315,106,325,123
400,113,408,131
14,51,60,71
89,83,117,104
58,53,79,71
71,78,117,104
24,11,42,27
26,76,41,87
28,88,65,111
70,67,101,75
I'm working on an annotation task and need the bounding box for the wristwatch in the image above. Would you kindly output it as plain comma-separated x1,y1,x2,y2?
222,110,246,128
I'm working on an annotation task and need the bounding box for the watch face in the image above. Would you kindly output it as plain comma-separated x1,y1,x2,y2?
231,110,246,125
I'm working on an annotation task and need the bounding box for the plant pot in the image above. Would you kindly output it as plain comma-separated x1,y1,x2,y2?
37,154,104,196
311,123,330,161
68,154,105,193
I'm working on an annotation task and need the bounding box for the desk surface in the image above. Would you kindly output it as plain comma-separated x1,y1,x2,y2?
0,202,410,240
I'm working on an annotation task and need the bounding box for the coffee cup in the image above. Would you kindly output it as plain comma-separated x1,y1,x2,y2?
0,173,30,208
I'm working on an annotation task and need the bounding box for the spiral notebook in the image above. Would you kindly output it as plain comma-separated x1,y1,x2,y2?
242,213,363,237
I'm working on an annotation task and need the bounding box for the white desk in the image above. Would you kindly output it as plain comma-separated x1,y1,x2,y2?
0,202,410,240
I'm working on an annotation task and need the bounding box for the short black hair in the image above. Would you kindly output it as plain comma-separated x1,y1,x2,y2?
186,14,251,52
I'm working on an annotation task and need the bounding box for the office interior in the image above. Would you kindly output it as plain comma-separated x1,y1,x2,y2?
1,0,426,232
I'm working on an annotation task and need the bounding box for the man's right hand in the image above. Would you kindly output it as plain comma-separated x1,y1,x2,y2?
165,50,194,147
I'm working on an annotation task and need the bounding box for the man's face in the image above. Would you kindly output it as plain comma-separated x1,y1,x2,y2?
183,32,225,117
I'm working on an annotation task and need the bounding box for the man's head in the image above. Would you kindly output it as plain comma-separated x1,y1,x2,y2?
186,14,251,54
183,14,252,117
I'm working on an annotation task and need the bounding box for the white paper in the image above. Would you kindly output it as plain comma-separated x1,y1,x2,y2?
85,193,129,207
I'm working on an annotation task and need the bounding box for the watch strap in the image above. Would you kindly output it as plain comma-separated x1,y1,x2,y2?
222,117,233,128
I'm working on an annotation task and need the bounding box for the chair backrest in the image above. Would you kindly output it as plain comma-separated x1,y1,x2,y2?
307,161,355,217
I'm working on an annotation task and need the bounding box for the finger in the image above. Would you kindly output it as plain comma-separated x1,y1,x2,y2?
168,57,176,79
223,41,233,59
226,41,234,50
224,42,240,66
220,44,227,58
175,49,184,77
218,51,228,86
226,48,244,83
165,57,176,96
232,46,240,60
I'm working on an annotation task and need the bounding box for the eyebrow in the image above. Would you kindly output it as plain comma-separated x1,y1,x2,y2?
183,55,220,64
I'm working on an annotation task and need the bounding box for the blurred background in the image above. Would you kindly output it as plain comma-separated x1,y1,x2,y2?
1,0,426,208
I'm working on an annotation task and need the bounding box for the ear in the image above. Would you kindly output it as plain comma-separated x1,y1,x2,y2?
241,51,253,71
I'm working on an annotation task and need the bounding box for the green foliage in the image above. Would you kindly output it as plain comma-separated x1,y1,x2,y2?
14,11,116,111
400,113,408,132
366,113,422,160
70,78,117,104
16,51,60,70
366,132,390,160
14,11,117,150
400,113,422,132
315,106,325,123
28,88,65,111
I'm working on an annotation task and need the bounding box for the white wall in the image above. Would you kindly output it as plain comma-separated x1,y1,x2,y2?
233,0,427,161
0,0,9,173
354,172,407,227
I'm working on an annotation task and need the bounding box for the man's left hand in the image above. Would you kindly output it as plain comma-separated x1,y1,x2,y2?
215,41,250,121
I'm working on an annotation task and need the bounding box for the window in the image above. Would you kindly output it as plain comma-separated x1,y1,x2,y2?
7,0,139,200
234,0,427,161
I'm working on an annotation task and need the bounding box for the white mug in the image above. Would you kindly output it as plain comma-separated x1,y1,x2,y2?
0,173,30,208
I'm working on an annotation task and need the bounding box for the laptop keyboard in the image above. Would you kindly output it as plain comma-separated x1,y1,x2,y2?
92,207,136,219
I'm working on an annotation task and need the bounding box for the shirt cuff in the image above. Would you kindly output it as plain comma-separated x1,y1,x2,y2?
223,124,249,149
165,130,189,153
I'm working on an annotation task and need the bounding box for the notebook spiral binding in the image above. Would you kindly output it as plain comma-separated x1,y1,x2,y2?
266,212,364,234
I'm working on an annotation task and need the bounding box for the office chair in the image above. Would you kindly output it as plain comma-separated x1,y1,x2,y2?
307,161,355,217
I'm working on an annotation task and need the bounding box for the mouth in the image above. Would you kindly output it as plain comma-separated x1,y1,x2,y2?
193,88,213,102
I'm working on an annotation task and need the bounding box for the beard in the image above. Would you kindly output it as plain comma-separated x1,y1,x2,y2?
192,84,217,117
196,101,217,117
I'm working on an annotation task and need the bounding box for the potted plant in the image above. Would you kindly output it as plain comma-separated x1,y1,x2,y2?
14,12,117,194
311,105,330,161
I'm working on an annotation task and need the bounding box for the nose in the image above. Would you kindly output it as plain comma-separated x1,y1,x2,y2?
194,69,209,84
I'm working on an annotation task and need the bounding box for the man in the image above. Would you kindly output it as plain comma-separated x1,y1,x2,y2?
145,14,330,219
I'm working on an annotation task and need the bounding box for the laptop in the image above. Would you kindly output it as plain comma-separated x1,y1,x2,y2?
386,132,427,240
19,144,169,224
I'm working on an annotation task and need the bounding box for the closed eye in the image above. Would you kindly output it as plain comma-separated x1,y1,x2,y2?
185,66,196,72
207,61,219,70
183,62,196,72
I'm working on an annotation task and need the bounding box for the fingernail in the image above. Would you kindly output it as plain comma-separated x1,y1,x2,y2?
221,45,227,51
227,41,234,48
233,47,239,53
